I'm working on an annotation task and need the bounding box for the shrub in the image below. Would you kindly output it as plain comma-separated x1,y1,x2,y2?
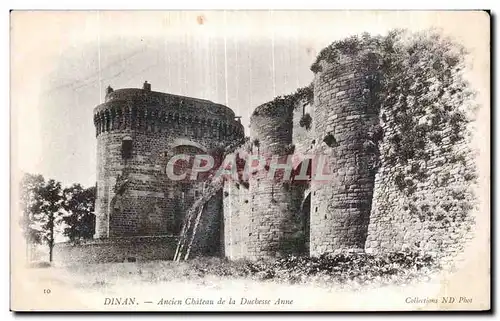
299,113,312,130
251,84,314,117
187,251,439,288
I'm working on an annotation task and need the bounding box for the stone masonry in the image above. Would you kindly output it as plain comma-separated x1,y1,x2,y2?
309,55,381,255
222,42,475,264
57,35,476,265
90,82,244,260
245,102,301,258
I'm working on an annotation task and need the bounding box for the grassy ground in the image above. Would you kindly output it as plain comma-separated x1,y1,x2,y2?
17,252,449,311
39,251,440,291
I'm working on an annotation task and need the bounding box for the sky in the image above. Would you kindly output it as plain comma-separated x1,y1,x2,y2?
10,10,490,188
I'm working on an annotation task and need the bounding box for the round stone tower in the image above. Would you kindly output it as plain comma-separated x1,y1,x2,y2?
245,100,300,259
309,51,381,255
93,82,244,258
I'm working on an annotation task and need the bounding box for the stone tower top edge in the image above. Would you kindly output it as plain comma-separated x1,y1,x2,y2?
94,82,239,120
249,98,296,122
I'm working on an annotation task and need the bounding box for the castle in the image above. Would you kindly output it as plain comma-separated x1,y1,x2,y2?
55,39,476,265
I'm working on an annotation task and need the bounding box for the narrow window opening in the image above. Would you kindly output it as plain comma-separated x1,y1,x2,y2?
121,137,133,159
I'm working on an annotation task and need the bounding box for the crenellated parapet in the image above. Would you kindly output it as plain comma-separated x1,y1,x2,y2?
93,90,244,139
94,106,244,139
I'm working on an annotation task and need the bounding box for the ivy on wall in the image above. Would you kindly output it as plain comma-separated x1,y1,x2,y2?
312,29,477,192
251,83,314,118
310,29,479,243
376,30,477,170
310,32,388,73
299,113,312,130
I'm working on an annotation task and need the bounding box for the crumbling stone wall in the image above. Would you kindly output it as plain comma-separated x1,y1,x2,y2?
362,31,478,266
306,31,477,266
222,100,312,259
365,123,477,265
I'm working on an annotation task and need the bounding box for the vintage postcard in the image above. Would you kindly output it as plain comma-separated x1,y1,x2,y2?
10,10,490,311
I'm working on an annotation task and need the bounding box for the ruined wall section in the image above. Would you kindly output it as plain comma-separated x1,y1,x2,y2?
309,54,381,256
366,97,477,267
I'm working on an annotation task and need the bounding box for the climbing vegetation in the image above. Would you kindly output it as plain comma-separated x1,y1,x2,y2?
251,83,314,117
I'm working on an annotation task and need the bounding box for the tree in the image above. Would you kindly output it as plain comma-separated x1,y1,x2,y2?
19,173,45,260
19,174,64,262
38,179,64,262
62,184,96,243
